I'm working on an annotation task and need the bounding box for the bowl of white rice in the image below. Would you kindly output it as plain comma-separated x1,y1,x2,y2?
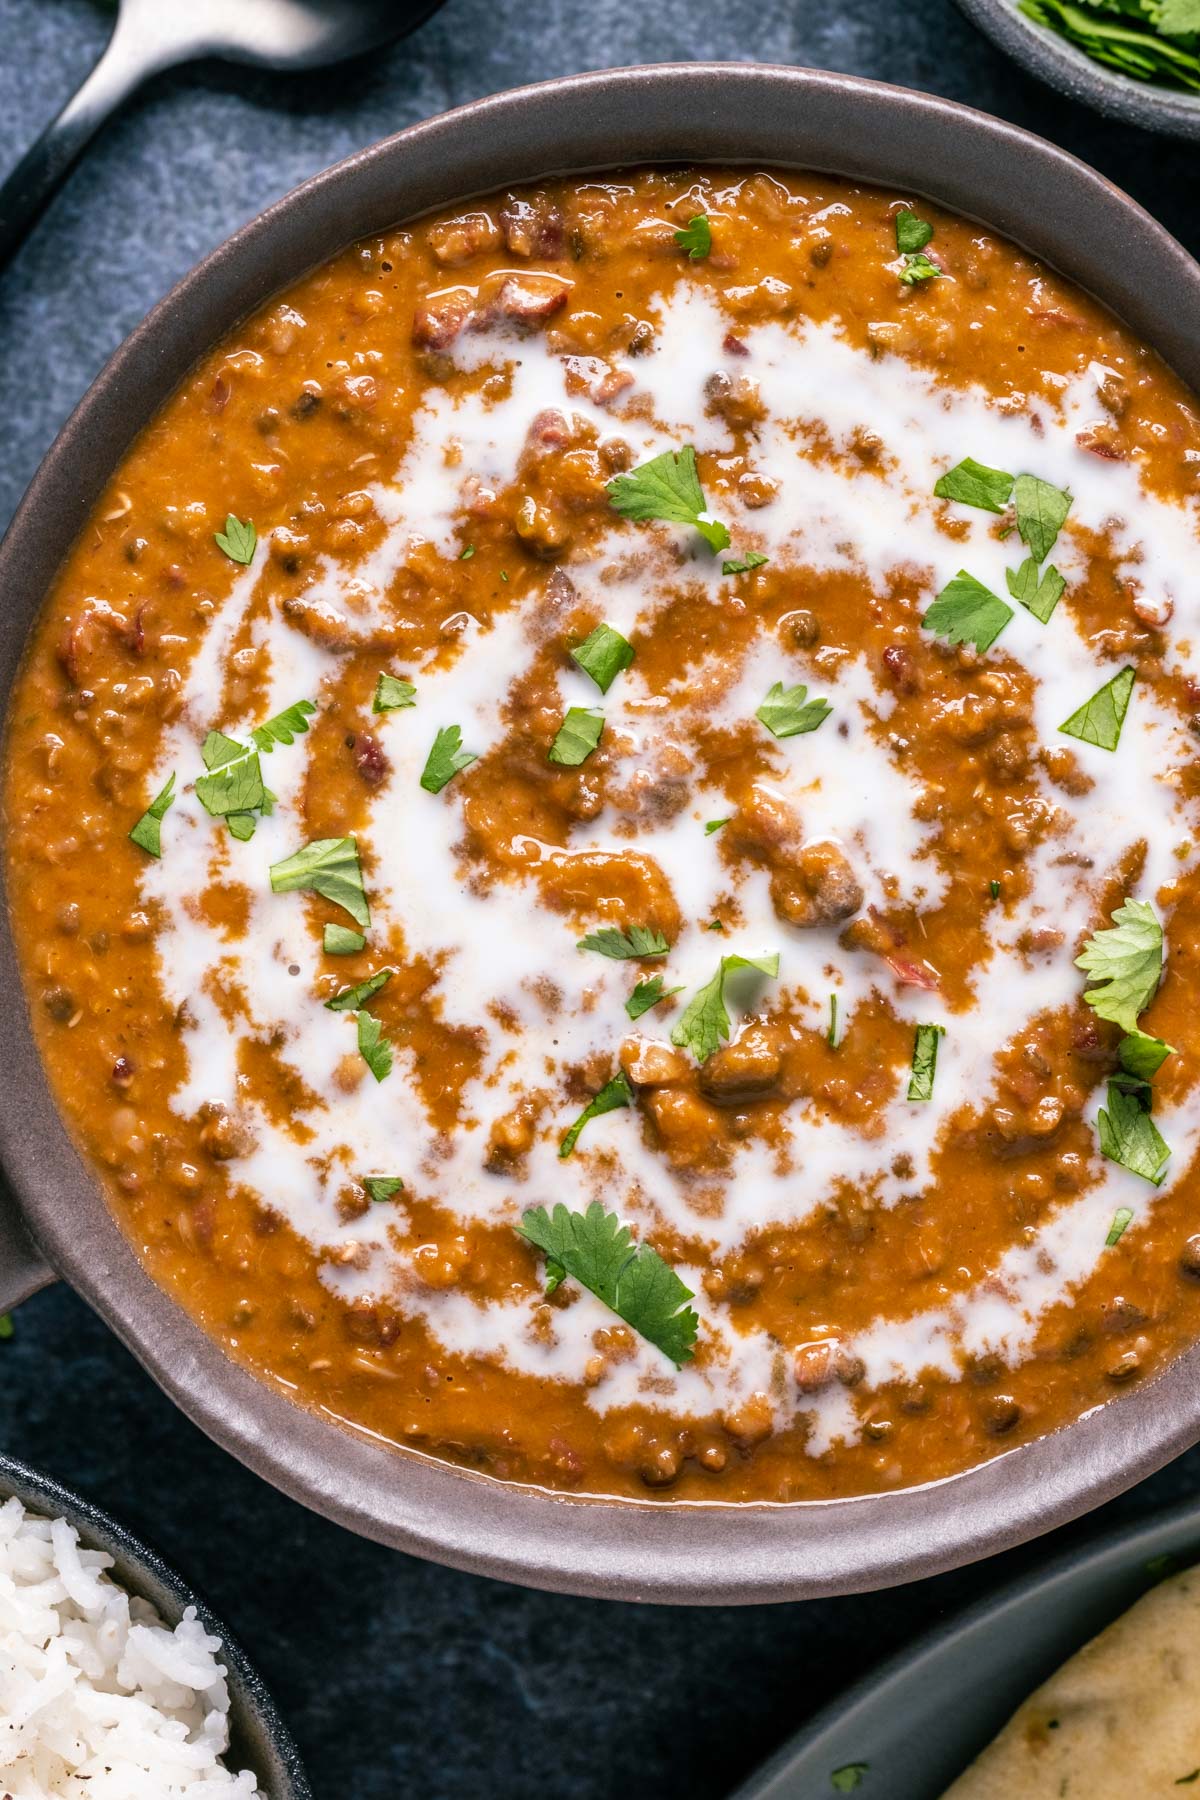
0,1454,310,1799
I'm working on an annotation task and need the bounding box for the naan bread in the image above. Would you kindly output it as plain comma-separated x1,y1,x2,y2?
943,1566,1200,1797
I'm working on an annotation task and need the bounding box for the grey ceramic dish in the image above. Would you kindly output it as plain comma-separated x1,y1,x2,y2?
3,62,1200,1604
956,0,1200,139
0,1452,310,1798
733,1490,1200,1798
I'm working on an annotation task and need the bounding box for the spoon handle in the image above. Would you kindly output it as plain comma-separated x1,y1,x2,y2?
0,15,170,273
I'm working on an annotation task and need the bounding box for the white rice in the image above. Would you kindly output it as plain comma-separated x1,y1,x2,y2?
0,1495,267,1797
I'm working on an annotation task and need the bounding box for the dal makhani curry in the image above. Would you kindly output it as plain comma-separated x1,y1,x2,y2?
7,169,1200,1501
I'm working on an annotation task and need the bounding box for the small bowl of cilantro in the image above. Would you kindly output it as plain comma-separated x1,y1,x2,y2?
957,0,1200,136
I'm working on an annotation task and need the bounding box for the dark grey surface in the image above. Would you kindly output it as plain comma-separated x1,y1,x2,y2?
1,3,1199,1797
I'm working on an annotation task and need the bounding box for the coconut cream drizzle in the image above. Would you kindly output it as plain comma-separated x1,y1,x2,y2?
137,283,1200,1451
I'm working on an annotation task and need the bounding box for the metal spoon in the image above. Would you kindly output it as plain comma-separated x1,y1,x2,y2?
0,0,446,270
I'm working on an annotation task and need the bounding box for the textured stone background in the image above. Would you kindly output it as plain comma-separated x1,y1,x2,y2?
1,4,1198,1797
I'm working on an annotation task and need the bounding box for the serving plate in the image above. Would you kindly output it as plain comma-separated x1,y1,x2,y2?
0,1451,311,1799
956,0,1200,140
734,1490,1200,1798
3,62,1200,1602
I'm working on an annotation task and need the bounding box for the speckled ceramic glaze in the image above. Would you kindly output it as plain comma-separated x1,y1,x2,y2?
0,1453,311,1798
3,63,1200,1602
956,0,1200,139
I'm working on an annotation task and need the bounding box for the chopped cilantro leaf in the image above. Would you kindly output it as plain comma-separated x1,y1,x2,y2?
1077,899,1163,1035
1060,666,1135,752
570,624,634,694
705,817,730,835
324,923,365,956
129,773,176,858
828,993,839,1048
895,209,933,254
722,552,770,576
548,706,604,767
923,570,1013,652
459,544,475,560
195,731,266,821
756,681,832,739
373,673,417,713
251,700,316,752
989,878,1002,900
420,724,476,794
227,814,257,842
933,457,1014,513
558,1072,634,1159
1014,473,1072,563
674,214,712,260
607,445,730,553
325,968,393,1013
831,1767,869,1793
1119,1030,1173,1083
578,925,669,960
1098,1080,1170,1185
625,975,682,1020
357,1011,392,1082
1006,557,1065,624
270,836,370,928
1106,1205,1134,1247
907,1022,945,1102
899,252,941,285
671,952,780,1065
364,1176,403,1203
517,1199,698,1365
214,513,256,565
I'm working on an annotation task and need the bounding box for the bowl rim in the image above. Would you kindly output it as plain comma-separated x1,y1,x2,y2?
954,0,1200,140
0,1450,311,1798
4,60,1200,1604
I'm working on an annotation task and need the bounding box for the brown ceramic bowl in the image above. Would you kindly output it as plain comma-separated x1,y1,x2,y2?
3,63,1200,1604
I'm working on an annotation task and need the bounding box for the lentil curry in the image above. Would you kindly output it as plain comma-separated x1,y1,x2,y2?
7,169,1200,1503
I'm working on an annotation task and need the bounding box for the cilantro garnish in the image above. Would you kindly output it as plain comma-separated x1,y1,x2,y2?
899,253,941,285
420,725,476,794
195,729,269,832
625,974,682,1020
989,879,1002,900
570,624,633,694
214,514,256,565
907,1022,945,1102
1118,1029,1173,1083
252,700,316,752
923,570,1013,652
578,925,670,960
365,1176,403,1203
705,818,730,836
933,457,1013,513
1014,473,1072,564
129,773,176,858
1020,0,1200,90
357,1011,392,1082
831,1767,869,1793
324,923,365,956
895,210,932,254
1060,666,1135,752
1007,557,1065,624
671,952,780,1065
1106,1205,1134,1247
270,836,370,929
756,681,832,739
373,673,417,714
558,1072,634,1159
1077,899,1163,1035
674,214,712,260
828,992,839,1048
459,544,475,560
517,1200,699,1366
1098,1080,1170,1185
548,706,604,767
607,446,730,554
722,552,770,576
0,1314,12,1341
325,968,393,1013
